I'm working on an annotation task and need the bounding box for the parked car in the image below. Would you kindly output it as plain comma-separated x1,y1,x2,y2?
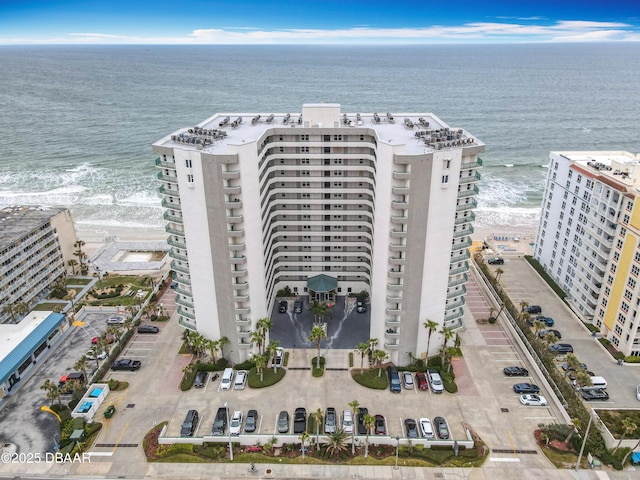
92,334,115,344
548,343,574,354
342,410,353,434
229,410,243,435
180,409,199,437
293,300,303,314
387,365,402,393
637,384,640,402
374,414,386,435
137,325,159,334
357,407,369,434
404,418,419,438
193,371,208,388
419,418,434,439
107,315,125,325
513,383,540,394
212,407,228,435
538,329,561,339
293,407,307,434
487,257,504,265
85,349,107,361
270,347,284,368
428,369,444,393
277,410,289,433
433,416,449,439
534,315,555,327
278,300,288,313
503,366,529,377
234,370,248,390
402,371,414,389
415,372,429,391
110,359,141,371
356,297,367,313
324,407,337,434
519,394,548,406
581,389,610,401
562,362,588,372
526,305,542,314
244,409,258,433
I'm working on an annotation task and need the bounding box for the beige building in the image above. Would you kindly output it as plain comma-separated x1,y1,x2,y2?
0,206,77,324
153,104,483,364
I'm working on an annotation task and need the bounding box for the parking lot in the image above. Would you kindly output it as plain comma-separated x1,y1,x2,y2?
490,254,640,408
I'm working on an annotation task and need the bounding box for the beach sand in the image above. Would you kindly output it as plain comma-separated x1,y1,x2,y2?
76,225,167,258
472,224,538,257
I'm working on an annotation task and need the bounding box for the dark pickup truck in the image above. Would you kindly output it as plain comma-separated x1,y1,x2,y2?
111,359,141,371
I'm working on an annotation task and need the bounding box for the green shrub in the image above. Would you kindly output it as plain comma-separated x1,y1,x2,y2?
311,357,325,377
351,368,388,390
427,356,442,369
166,443,194,456
234,359,256,371
583,322,600,333
624,355,640,363
348,352,354,368
247,366,286,388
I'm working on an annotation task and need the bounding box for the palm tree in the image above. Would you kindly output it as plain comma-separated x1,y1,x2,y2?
325,428,349,456
532,320,546,336
574,371,592,391
14,301,30,319
313,408,323,451
423,319,438,358
613,417,637,454
123,317,133,332
495,267,504,283
88,344,102,369
1,303,16,322
355,342,369,374
373,349,388,377
250,331,264,355
309,324,327,369
439,326,454,363
544,332,559,346
310,301,327,323
73,356,89,385
363,414,375,458
73,240,87,274
563,353,581,379
218,336,230,359
206,339,219,362
67,259,78,275
253,353,267,383
348,399,359,455
265,340,280,373
299,431,310,459
99,336,111,356
40,379,61,406
519,301,529,320
256,317,272,354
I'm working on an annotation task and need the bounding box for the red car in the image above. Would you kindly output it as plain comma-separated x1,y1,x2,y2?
415,372,429,391
92,334,115,344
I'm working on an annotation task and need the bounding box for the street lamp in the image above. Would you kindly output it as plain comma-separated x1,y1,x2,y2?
394,436,400,470
224,401,234,461
575,411,597,470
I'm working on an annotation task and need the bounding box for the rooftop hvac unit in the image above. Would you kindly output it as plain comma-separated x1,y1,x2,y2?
298,115,302,125
419,117,429,127
356,113,362,122
266,114,274,123
219,117,230,127
283,113,290,124
251,115,261,125
373,113,380,123
386,112,394,122
404,118,414,128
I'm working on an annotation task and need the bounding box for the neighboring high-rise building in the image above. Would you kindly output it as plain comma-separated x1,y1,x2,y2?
535,151,640,357
153,104,483,364
0,206,77,324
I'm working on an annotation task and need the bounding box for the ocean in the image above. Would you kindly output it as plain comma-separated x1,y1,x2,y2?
0,44,639,239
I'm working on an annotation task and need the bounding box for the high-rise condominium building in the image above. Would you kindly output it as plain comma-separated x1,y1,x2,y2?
153,104,483,364
0,206,77,324
535,151,640,356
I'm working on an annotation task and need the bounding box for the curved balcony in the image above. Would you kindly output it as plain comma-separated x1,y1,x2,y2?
444,309,464,322
178,317,197,330
232,281,249,289
457,185,480,198
454,211,475,225
236,317,251,325
390,229,407,238
171,260,190,275
161,198,181,211
385,318,401,326
176,295,194,309
155,157,176,168
450,251,470,264
225,198,243,209
386,293,402,302
388,269,405,278
391,216,408,225
238,338,252,348
385,329,400,337
393,171,412,180
386,306,402,314
227,228,245,238
235,306,251,314
222,170,240,180
174,275,191,286
165,225,185,236
168,237,187,249
446,285,466,299
391,200,409,209
456,198,477,212
174,285,192,297
163,211,183,224
387,282,404,290
228,242,246,252
227,215,244,224
234,294,250,302
446,297,466,310
157,171,178,183
384,341,400,350
223,185,241,194
389,256,406,266
448,273,468,288
389,242,406,252
453,226,474,239
448,262,470,276
456,237,473,249
159,185,180,197
458,171,481,184
169,250,188,262
177,306,196,320
229,256,247,265
392,186,410,195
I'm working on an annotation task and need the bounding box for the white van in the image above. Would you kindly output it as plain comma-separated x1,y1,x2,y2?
342,410,353,434
220,368,234,390
575,376,607,391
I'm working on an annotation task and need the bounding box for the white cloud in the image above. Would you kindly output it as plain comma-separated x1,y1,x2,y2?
0,20,639,44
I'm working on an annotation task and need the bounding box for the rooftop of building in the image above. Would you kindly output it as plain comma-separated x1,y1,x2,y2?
0,206,67,250
0,311,65,382
155,103,484,156
557,151,640,193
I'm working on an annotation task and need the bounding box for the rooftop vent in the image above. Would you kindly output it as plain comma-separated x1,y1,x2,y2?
266,114,274,123
283,113,290,124
219,117,230,127
373,113,380,123
386,112,394,122
251,115,261,125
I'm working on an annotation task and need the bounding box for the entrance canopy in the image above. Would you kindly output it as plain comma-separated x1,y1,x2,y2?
307,274,337,292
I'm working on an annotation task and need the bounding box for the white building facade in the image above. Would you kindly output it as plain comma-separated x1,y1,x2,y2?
154,104,483,363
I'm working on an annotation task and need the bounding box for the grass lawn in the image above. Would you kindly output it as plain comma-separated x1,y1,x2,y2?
33,302,66,311
311,356,325,377
99,275,154,289
248,366,286,388
596,409,640,438
66,277,93,285
351,368,388,390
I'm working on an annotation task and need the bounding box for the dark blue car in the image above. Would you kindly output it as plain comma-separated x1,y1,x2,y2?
513,383,540,394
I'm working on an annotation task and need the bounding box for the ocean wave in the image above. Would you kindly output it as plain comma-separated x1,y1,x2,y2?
475,206,541,229
116,191,161,206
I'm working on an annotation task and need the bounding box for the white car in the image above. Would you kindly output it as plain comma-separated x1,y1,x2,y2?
428,370,444,394
106,315,125,325
402,371,414,389
637,384,640,402
234,370,248,390
229,410,243,435
520,394,548,406
270,347,284,368
342,410,353,434
419,418,434,439
85,350,107,361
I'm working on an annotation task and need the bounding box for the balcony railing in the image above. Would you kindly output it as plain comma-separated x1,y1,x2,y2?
450,250,470,264
165,225,185,236
452,226,474,239
176,295,195,309
169,250,188,262
458,171,482,185
159,185,180,197
167,237,187,249
454,211,476,225
456,237,473,249
448,273,468,287
161,198,181,211
445,297,466,310
163,211,183,224
456,198,477,212
171,260,190,274
457,185,480,198
444,309,464,322
155,157,176,169
448,262,469,276
447,285,466,299
177,306,196,320
157,171,178,183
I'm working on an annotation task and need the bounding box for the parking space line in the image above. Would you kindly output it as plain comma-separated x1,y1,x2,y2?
112,422,129,454
506,430,518,458
258,414,263,434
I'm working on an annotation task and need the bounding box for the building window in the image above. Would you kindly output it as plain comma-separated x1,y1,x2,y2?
442,175,449,184
185,159,192,168
187,174,194,183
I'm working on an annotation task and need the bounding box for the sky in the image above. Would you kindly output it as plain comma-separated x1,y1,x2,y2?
1,0,640,45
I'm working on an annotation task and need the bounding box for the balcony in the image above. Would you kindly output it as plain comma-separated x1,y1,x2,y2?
227,215,244,224
450,250,470,264
391,200,409,209
177,306,196,320
457,185,480,198
155,157,176,169
390,229,407,238
449,262,469,276
456,237,473,249
386,306,402,314
238,338,252,348
393,171,412,180
227,228,245,238
228,242,246,251
461,157,483,168
225,198,243,208
447,318,464,330
234,294,250,302
389,242,406,252
448,273,468,287
385,318,401,326
229,256,247,265
447,285,466,299
458,171,482,185
178,317,197,330
235,306,251,314
223,185,241,194
163,211,183,224
174,275,191,286
222,170,240,180
389,256,406,266
453,226,474,239
232,281,249,289
161,198,181,211
165,225,185,236
167,237,187,249
171,261,190,275
391,216,408,225
385,329,400,337
159,185,180,197
446,297,466,310
392,186,410,195
454,212,476,225
236,317,251,325
169,250,188,262
174,285,192,297
444,310,464,322
387,282,404,290
388,269,405,278
456,198,477,212
157,171,178,183
384,341,400,349
176,295,195,309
